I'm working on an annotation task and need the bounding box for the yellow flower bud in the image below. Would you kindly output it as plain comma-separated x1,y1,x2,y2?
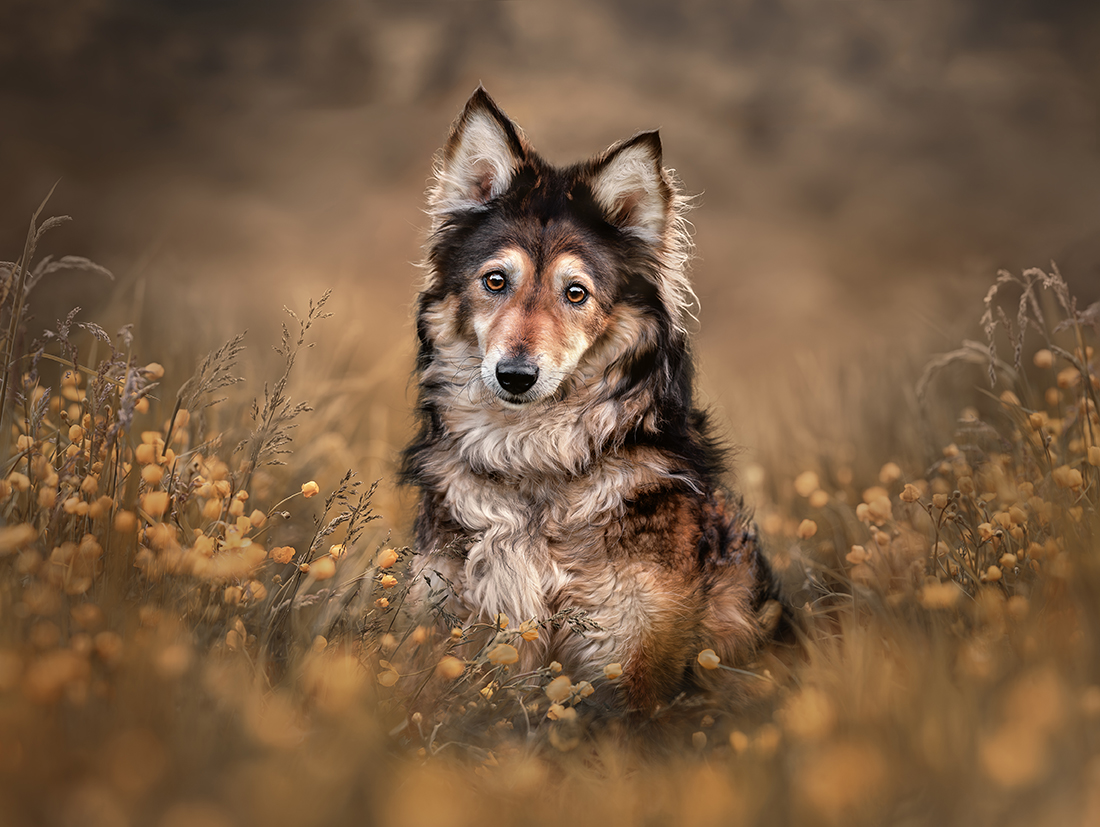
436,656,465,680
142,491,169,518
697,649,721,670
545,675,573,702
487,643,519,665
794,471,819,498
311,556,336,581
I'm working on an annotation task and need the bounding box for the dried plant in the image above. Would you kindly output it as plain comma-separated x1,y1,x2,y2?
1,205,1099,826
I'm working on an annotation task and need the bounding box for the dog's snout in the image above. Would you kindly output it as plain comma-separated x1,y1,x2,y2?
495,357,539,395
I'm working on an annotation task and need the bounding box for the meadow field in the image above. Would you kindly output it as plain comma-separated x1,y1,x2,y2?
2,195,1100,827
3,2,1100,825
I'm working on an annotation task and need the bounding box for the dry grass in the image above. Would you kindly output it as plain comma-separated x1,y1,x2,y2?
1,206,1099,827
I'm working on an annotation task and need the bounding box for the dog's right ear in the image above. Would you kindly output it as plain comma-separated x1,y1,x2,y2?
430,87,527,217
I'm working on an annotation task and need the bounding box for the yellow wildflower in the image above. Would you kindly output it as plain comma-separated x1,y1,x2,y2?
545,675,573,702
697,648,721,670
436,656,465,680
487,643,519,665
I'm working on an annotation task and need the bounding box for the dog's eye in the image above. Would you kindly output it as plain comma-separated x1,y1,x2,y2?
483,272,507,293
566,284,588,305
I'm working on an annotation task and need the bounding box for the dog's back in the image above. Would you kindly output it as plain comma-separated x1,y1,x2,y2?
403,88,784,712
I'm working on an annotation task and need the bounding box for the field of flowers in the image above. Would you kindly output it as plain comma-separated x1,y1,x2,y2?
1,201,1099,826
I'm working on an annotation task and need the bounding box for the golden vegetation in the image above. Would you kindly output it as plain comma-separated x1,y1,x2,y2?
1,209,1099,826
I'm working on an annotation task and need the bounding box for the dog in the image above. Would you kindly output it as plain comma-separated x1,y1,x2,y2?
402,87,784,713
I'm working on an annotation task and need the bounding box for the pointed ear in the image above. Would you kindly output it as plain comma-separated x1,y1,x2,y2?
589,132,671,241
430,87,527,216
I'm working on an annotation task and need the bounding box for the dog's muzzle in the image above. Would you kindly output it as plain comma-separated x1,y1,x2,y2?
495,356,539,395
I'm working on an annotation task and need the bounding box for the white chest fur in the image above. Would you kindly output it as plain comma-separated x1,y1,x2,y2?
417,443,694,678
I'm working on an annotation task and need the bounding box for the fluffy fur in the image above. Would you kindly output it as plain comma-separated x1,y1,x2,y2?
402,87,783,713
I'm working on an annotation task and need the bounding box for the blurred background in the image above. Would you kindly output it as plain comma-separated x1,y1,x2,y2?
3,0,1100,516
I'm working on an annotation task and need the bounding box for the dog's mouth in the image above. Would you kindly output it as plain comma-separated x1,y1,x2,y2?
496,391,535,407
491,381,545,407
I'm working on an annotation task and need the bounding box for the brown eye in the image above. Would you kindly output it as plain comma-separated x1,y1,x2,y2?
566,284,588,305
484,272,507,292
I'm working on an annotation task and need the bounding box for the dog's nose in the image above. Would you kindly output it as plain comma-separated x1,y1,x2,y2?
495,357,539,395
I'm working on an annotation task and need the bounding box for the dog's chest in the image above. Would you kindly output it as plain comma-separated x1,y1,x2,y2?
439,467,628,624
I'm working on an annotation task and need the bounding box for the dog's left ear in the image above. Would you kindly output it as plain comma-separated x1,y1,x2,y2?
589,132,672,242
430,87,527,217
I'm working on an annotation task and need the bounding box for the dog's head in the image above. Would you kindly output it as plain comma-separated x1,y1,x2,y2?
418,87,694,409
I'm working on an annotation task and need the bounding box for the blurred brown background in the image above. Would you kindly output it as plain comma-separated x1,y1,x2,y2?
3,0,1100,508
